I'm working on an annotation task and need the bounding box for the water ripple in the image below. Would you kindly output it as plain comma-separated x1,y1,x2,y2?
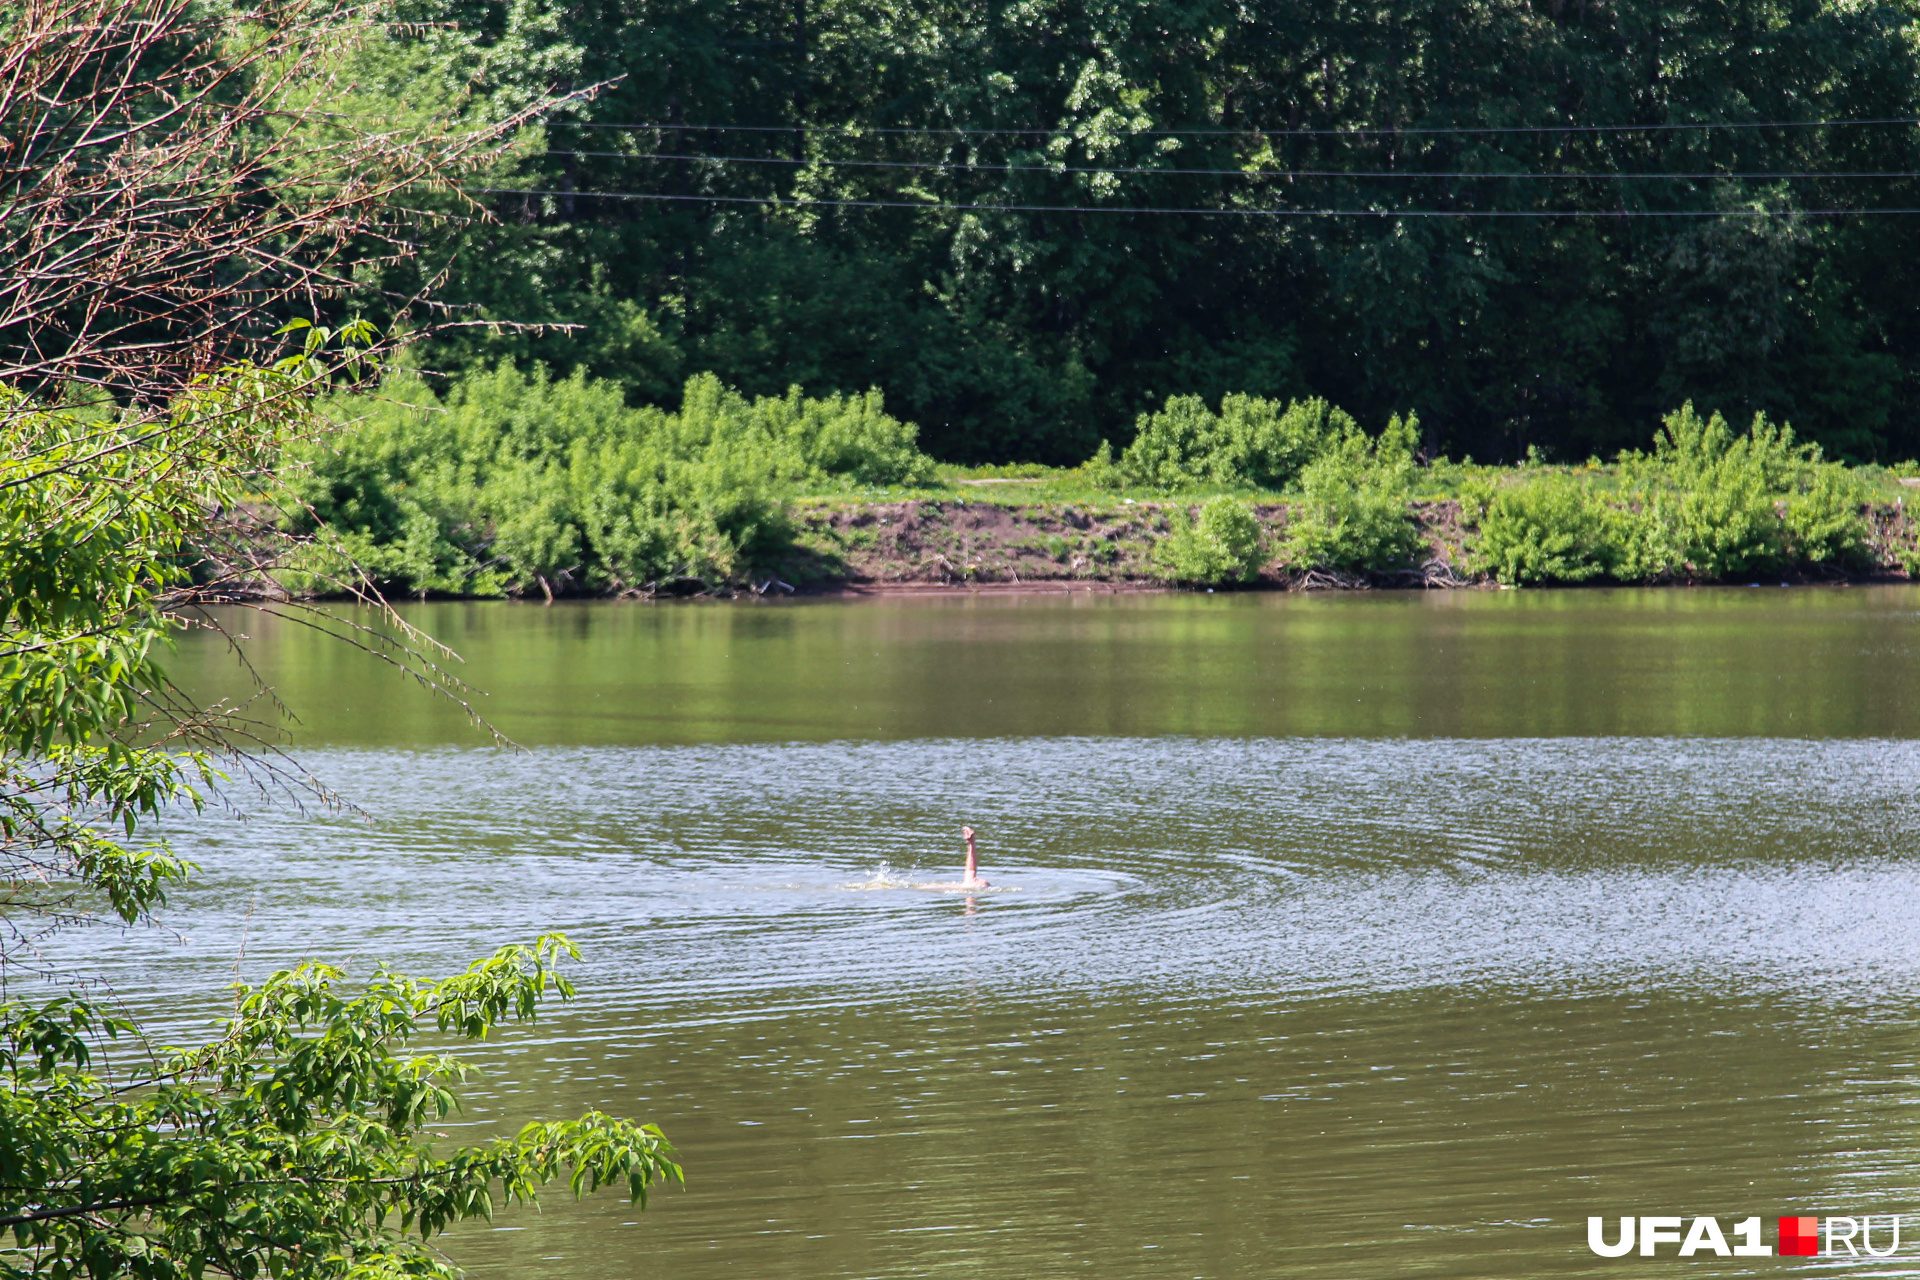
64,736,1920,1037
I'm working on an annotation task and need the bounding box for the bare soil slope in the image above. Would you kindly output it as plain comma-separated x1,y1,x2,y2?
777,499,1478,590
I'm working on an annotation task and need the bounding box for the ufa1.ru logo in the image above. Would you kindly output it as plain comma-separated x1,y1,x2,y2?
1587,1215,1902,1257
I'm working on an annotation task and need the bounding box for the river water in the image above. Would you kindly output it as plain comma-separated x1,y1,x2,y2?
70,588,1920,1276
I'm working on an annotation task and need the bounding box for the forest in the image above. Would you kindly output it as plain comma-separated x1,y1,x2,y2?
339,0,1920,465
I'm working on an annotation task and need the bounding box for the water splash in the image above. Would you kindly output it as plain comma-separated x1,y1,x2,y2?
843,860,913,891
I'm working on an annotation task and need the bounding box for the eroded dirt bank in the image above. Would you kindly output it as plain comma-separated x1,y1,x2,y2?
778,498,1489,592
767,496,1920,594
777,499,1225,588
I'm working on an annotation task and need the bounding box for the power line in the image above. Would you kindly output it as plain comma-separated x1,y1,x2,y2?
542,115,1920,138
538,149,1920,181
316,106,1920,139
471,186,1920,216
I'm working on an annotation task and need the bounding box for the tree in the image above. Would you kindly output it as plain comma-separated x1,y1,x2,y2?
348,0,1920,463
0,371,680,1278
0,1,678,1274
0,0,555,400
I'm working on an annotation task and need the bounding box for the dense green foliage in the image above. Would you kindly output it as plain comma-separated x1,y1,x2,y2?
1469,404,1870,583
304,370,1896,589
1472,472,1621,584
1153,495,1267,584
334,0,1920,464
293,366,933,594
4,937,677,1280
0,364,678,1278
1281,414,1425,573
1106,395,1357,491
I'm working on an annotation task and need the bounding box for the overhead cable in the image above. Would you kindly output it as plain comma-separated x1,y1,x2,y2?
540,115,1920,138
469,186,1920,216
536,149,1920,180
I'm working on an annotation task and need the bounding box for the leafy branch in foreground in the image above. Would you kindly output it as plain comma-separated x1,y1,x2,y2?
0,354,679,1278
0,2,674,1273
0,374,288,948
0,935,680,1279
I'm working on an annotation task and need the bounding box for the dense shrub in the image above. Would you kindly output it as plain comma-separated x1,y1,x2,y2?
1472,475,1620,585
1282,415,1423,572
1620,403,1866,579
292,366,1883,595
288,366,934,595
1105,394,1358,491
1785,466,1871,565
1626,404,1793,577
1153,496,1267,585
1466,404,1871,585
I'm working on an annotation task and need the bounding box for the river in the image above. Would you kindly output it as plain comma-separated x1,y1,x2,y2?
67,587,1920,1276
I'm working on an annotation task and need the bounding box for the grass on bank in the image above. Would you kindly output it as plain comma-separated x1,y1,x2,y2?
924,458,1920,506
285,364,1920,595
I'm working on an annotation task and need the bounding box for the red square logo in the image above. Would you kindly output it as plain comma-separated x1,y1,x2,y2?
1780,1216,1819,1256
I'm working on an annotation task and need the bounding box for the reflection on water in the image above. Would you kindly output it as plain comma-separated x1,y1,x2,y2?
164,587,1920,743
72,724,1920,1278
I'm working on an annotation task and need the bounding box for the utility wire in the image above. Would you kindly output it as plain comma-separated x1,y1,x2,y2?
537,149,1920,180
321,109,1920,138
540,115,1920,138
472,186,1920,216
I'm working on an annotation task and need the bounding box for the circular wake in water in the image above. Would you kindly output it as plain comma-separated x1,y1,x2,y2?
64,736,1920,1032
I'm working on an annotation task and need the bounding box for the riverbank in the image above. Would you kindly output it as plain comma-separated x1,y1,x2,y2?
239,486,1920,602
285,374,1920,598
764,490,1920,595
772,497,1456,592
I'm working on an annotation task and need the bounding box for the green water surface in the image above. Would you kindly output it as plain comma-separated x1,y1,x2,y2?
174,586,1920,743
115,587,1920,1279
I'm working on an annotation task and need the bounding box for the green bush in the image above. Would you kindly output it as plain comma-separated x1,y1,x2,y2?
1616,402,1868,579
1282,414,1423,572
1633,405,1791,577
1078,439,1125,489
1456,474,1498,527
1472,475,1619,584
1461,404,1874,585
287,366,935,595
1785,465,1870,565
1106,393,1358,491
1153,495,1267,584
